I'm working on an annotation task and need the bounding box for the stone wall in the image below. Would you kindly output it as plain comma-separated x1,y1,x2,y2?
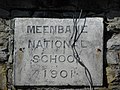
0,14,120,90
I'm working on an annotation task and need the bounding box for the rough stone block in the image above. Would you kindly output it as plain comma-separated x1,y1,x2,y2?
107,17,120,32
107,34,120,64
0,64,7,90
0,51,7,61
0,19,11,62
108,85,120,90
106,65,120,85
0,19,7,31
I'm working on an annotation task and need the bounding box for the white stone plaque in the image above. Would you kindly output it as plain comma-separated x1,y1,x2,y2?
14,18,103,86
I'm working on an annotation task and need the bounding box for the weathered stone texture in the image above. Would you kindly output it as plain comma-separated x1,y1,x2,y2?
107,17,120,32
0,64,7,90
0,19,10,62
0,15,120,89
106,65,120,85
107,34,120,64
14,18,103,86
107,18,120,65
106,17,120,90
0,19,12,90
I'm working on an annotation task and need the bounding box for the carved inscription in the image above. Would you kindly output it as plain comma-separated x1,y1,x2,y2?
14,18,103,86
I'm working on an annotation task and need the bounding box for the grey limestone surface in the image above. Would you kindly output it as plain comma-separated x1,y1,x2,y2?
14,18,103,86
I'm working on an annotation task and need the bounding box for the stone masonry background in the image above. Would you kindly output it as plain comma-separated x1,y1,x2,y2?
0,0,120,90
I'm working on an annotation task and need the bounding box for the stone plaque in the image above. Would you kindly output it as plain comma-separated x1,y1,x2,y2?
14,18,103,86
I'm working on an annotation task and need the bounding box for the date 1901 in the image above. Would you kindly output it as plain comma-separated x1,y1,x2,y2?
43,69,79,79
